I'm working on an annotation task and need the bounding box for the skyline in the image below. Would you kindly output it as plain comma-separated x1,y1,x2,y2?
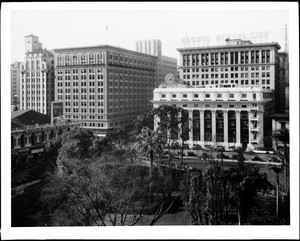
9,3,289,63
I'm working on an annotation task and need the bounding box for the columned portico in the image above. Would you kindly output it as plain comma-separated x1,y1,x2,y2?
223,110,229,146
236,110,241,146
200,110,205,142
211,109,216,143
188,109,193,142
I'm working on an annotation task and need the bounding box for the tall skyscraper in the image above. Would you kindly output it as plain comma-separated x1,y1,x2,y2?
11,61,22,106
135,39,178,87
20,35,55,116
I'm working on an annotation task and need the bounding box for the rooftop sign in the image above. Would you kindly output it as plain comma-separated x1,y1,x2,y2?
181,31,269,47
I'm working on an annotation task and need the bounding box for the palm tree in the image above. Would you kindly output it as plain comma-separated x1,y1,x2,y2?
272,127,289,192
133,127,163,179
269,161,283,218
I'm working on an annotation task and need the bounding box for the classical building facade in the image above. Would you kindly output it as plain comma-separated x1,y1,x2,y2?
53,45,157,135
177,38,283,112
135,39,177,87
11,61,22,106
152,80,274,150
20,35,55,116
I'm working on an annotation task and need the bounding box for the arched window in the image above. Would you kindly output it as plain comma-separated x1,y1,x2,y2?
31,60,35,69
73,54,78,65
89,53,95,64
97,52,104,64
81,53,87,65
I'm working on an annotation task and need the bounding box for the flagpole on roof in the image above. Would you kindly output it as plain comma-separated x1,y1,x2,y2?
105,25,108,45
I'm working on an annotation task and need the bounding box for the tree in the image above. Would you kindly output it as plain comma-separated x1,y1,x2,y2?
269,160,284,218
133,127,163,180
180,157,270,225
272,127,289,192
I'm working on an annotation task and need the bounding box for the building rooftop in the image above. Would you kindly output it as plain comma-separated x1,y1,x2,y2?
270,112,289,120
11,110,51,129
26,48,54,56
177,41,281,52
53,44,158,58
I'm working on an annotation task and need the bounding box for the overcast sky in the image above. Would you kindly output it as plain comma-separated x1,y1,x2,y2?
9,2,290,63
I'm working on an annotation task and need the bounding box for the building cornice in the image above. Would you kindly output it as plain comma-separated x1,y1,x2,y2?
177,42,281,52
54,45,158,59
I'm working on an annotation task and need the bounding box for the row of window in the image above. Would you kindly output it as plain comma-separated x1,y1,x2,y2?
57,52,156,69
182,79,271,86
183,65,271,73
183,71,271,80
182,50,271,66
162,93,259,99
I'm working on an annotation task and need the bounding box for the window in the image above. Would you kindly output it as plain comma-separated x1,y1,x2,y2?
172,94,176,98
205,94,210,98
217,94,222,98
183,94,188,99
242,94,247,98
161,94,166,98
229,94,234,98
194,94,199,98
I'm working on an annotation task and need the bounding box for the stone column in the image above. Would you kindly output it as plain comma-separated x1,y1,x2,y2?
200,109,205,142
188,109,193,143
178,112,182,143
236,110,241,146
259,50,262,64
238,51,241,64
223,110,228,145
258,111,264,145
212,109,216,143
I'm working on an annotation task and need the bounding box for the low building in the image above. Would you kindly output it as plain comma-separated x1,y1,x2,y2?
11,110,81,169
152,76,274,150
270,111,289,153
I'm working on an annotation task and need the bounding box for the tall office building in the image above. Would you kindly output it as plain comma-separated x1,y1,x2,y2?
177,38,283,112
20,35,55,116
135,39,177,87
11,61,22,106
152,39,286,150
53,45,157,135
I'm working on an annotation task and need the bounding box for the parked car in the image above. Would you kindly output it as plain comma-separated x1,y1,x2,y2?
183,143,190,150
252,156,263,162
268,157,281,163
217,153,230,159
191,144,202,150
228,146,236,151
251,147,275,154
215,145,225,152
204,144,213,150
232,154,245,161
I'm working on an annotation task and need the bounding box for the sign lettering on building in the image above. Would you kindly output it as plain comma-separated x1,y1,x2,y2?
181,31,269,47
51,101,64,124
